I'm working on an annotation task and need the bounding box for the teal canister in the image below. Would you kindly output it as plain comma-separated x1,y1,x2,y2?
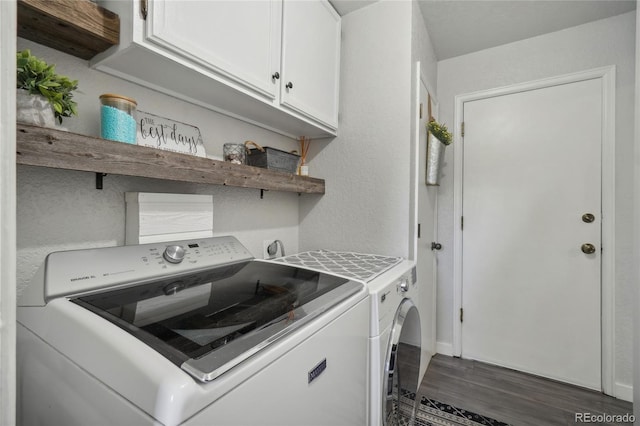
100,93,137,144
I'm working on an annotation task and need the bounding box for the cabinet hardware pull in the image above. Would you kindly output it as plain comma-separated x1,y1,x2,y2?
272,72,280,81
285,82,293,90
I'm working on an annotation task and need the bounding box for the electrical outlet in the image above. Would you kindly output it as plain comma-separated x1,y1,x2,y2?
263,239,284,259
263,240,276,259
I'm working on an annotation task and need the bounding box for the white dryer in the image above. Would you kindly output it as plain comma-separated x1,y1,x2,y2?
366,261,421,426
273,251,422,426
17,237,369,426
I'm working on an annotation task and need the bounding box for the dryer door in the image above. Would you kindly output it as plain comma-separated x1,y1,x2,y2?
383,299,421,425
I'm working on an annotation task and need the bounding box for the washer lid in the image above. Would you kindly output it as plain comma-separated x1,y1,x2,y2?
72,260,363,382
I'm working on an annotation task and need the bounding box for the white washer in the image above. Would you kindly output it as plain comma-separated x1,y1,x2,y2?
17,237,369,426
272,251,422,426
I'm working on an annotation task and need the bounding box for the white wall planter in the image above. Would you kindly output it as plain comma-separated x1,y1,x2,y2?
16,89,56,128
425,133,445,186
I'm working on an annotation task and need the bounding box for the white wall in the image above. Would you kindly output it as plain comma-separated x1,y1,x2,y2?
0,2,17,424
436,12,636,397
411,0,438,87
633,5,640,420
299,0,414,257
16,38,305,292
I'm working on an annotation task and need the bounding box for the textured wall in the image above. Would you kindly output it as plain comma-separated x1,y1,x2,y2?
633,5,640,418
299,0,413,258
16,38,303,291
436,12,636,396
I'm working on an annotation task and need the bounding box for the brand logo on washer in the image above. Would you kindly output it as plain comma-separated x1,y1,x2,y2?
308,358,327,384
70,275,95,282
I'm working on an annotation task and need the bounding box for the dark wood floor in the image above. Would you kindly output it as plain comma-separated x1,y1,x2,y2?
417,354,633,426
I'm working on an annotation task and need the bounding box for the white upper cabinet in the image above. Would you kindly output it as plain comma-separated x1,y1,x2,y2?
92,0,340,138
280,1,341,129
146,1,282,101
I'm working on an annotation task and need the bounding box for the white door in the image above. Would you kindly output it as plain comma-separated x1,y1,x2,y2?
416,77,437,381
461,78,602,390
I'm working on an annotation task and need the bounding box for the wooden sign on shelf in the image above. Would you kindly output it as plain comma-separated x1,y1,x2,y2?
137,110,207,158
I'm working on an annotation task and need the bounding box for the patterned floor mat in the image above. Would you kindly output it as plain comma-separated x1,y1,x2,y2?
391,390,512,426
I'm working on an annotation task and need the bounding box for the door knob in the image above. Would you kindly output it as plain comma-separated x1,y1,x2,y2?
581,243,596,254
431,242,442,251
582,213,595,223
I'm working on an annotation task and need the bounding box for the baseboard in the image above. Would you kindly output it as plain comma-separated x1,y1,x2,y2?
614,382,633,402
436,341,453,356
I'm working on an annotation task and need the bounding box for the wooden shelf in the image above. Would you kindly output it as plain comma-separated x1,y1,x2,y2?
17,0,120,60
16,124,325,194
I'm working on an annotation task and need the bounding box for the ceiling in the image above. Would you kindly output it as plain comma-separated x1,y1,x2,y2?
329,0,637,60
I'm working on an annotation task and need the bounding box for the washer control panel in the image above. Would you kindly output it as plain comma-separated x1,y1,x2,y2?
163,245,186,264
38,236,254,303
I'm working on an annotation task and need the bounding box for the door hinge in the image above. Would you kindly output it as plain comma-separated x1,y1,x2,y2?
417,223,421,239
461,121,465,137
140,0,148,20
460,308,464,323
461,216,464,230
419,103,423,119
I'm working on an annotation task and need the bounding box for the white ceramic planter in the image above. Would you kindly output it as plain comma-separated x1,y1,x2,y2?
16,89,57,128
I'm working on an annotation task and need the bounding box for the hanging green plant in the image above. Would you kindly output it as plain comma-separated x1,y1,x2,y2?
427,119,453,145
16,49,79,124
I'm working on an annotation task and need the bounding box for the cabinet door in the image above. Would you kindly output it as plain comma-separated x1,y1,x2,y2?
280,1,340,129
147,0,282,99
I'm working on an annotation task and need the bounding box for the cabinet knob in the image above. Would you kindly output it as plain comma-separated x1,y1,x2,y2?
285,82,293,90
272,72,280,81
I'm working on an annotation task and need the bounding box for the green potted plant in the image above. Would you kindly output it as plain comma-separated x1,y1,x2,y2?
16,49,78,127
427,119,452,145
425,119,453,185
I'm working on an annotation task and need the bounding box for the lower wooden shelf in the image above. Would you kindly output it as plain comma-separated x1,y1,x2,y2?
16,124,325,194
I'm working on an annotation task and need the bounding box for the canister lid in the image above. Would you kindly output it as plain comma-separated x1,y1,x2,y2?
99,93,138,106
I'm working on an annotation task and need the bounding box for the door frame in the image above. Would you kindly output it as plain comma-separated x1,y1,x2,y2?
412,61,439,381
411,61,439,260
451,66,616,395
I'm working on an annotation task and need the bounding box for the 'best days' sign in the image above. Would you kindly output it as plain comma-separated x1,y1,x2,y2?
137,110,207,157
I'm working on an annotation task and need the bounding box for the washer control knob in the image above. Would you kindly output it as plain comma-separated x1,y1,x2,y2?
399,279,409,293
163,245,186,264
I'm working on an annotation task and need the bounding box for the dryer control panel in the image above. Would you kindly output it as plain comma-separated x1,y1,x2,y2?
374,265,417,331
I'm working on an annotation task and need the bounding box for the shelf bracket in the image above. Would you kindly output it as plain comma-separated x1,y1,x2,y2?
96,173,107,190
